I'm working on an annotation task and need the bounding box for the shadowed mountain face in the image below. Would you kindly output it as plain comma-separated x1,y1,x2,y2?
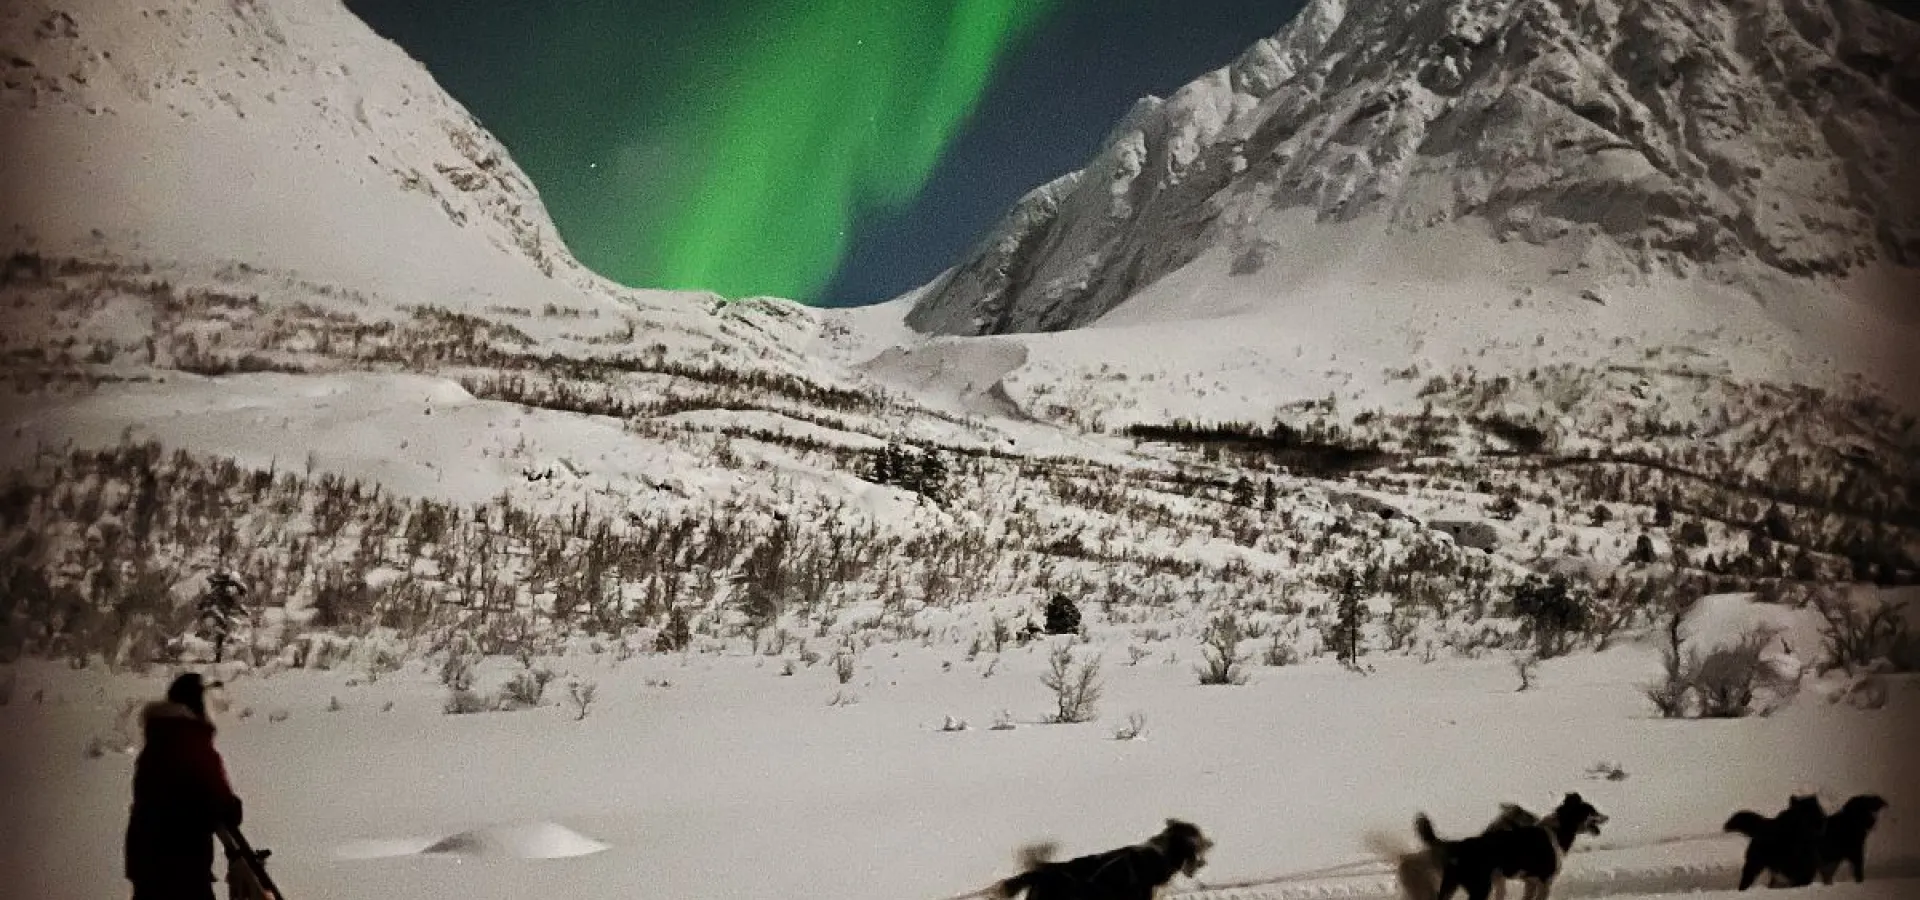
905,0,1920,337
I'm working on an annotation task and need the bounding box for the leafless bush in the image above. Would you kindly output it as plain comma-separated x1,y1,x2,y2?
989,709,1016,731
1645,676,1688,718
326,695,343,712
1512,652,1539,692
1197,614,1251,685
833,651,856,685
566,679,598,720
1127,645,1151,666
438,650,476,692
1814,590,1912,675
940,715,969,732
1112,711,1147,741
443,688,489,715
499,668,555,710
1041,642,1102,724
1691,630,1791,718
1263,633,1298,667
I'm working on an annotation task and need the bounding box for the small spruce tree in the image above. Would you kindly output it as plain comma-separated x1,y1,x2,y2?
1044,593,1082,636
196,572,248,663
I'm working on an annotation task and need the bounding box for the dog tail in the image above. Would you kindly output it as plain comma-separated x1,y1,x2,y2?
1378,825,1442,900
988,842,1057,899
1724,811,1769,837
1413,814,1444,850
1015,841,1058,871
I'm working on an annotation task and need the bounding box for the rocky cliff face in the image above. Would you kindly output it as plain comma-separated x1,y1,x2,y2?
906,0,1920,336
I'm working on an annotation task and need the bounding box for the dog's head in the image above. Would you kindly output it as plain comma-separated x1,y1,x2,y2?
1158,819,1214,877
1784,794,1827,823
1554,792,1608,837
1839,794,1888,825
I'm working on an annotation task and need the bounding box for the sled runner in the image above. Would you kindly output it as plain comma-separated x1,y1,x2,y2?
218,826,284,900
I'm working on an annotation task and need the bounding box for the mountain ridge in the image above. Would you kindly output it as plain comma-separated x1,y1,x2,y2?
904,0,1920,339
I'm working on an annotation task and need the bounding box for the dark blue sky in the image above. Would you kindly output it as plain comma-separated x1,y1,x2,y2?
345,1,1307,306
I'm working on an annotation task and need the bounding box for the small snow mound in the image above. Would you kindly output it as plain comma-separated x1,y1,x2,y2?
420,378,475,406
421,821,609,859
1682,593,1821,668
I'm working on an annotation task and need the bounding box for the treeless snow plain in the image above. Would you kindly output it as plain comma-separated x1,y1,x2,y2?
2,595,1915,900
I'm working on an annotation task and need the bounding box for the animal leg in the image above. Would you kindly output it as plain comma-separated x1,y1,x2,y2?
1737,857,1764,892
1850,852,1865,884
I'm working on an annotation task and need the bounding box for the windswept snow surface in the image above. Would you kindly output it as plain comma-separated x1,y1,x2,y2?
2,634,1915,900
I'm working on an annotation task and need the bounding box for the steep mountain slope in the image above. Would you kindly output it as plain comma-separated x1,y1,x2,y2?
903,0,1920,347
0,0,820,373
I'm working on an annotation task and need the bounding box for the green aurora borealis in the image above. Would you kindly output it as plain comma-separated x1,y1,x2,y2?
588,0,1056,301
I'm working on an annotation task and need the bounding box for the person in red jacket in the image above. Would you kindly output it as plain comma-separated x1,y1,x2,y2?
126,673,245,900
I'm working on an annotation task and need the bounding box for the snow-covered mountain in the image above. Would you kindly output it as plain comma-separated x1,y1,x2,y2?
0,0,840,377
899,0,1920,398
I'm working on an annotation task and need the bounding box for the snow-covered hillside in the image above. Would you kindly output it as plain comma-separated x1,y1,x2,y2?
0,3,1916,900
0,0,839,376
894,0,1920,409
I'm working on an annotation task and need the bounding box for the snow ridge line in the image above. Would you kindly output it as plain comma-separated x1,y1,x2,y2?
1168,855,1920,900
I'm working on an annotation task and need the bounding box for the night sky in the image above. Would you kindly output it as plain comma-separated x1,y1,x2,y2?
343,0,1306,306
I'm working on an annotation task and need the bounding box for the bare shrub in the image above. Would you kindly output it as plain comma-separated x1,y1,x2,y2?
438,650,476,692
1691,630,1790,718
1112,711,1147,741
566,679,598,721
940,715,969,732
1814,590,1912,675
444,689,489,715
326,695,343,713
1645,597,1692,718
833,651,856,685
1126,645,1151,666
1512,652,1539,692
499,668,555,710
1645,677,1688,719
989,709,1016,731
1263,633,1298,667
1197,614,1251,686
1040,642,1102,724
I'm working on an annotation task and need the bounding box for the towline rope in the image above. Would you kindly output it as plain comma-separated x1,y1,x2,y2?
931,829,1735,900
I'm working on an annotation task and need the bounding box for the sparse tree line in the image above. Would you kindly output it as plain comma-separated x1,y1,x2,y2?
0,434,1590,674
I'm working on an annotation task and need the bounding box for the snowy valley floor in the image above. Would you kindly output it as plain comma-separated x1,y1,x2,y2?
3,636,1917,900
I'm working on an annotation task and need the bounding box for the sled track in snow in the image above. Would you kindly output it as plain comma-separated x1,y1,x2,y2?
1169,854,1920,900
